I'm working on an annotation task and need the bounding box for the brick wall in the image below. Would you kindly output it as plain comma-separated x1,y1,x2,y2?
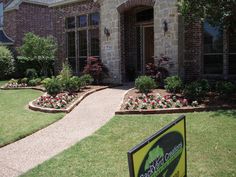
184,21,203,81
4,3,53,49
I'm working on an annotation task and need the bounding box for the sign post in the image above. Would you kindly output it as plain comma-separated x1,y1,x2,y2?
128,115,187,177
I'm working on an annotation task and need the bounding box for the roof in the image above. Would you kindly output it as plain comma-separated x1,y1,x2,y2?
0,28,14,45
4,0,87,12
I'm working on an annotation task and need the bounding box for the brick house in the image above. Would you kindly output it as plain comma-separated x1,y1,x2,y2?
1,0,235,83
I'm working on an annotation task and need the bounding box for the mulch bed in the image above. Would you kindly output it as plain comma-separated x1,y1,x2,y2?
117,88,236,114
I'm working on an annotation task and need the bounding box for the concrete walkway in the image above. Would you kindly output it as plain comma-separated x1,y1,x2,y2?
0,86,129,177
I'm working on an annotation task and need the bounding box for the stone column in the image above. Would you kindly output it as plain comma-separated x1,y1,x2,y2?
99,0,122,84
154,0,180,76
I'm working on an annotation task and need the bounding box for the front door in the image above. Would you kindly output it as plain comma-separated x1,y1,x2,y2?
144,26,154,69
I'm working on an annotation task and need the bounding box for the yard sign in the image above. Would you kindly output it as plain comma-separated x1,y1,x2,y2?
128,115,187,177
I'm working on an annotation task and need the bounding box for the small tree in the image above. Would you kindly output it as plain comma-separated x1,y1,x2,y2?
0,46,14,79
18,33,57,76
178,0,236,29
83,56,108,84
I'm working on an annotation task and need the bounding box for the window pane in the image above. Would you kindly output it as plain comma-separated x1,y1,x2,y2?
0,3,3,27
204,55,223,74
90,29,100,56
67,32,75,57
78,15,87,27
229,30,236,53
204,22,223,53
68,58,76,74
89,13,100,26
229,54,236,75
66,17,75,29
78,30,87,72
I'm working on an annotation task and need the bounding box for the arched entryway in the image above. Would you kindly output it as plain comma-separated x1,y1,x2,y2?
118,1,155,81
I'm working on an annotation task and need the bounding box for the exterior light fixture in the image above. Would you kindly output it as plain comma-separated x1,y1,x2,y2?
163,20,168,35
104,27,110,38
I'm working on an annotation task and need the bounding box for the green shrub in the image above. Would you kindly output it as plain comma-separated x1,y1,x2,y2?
216,81,235,95
135,76,156,93
8,79,18,84
21,77,28,84
25,68,38,79
184,80,209,101
0,46,14,79
44,77,62,95
63,76,81,93
28,78,41,86
164,76,183,93
198,79,210,92
41,77,51,85
28,79,37,86
80,74,94,87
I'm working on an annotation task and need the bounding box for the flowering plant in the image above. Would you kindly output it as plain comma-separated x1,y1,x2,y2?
34,92,77,109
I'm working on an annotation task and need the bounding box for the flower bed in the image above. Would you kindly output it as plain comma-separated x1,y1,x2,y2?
34,92,77,109
123,92,194,111
29,85,109,113
117,88,236,114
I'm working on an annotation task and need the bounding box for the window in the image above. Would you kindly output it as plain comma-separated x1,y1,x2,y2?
67,32,76,73
136,9,153,23
90,29,99,56
66,17,75,29
66,12,100,74
229,31,236,74
89,13,99,26
0,2,3,27
203,22,223,74
78,15,87,27
203,22,236,76
78,30,87,71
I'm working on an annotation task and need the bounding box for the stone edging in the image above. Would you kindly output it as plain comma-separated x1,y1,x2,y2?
28,86,109,113
115,105,236,115
0,84,45,92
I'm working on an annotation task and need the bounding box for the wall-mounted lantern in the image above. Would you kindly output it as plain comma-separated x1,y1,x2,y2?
163,20,168,35
104,27,110,39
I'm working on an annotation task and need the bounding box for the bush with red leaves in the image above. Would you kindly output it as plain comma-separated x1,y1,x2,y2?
83,56,108,84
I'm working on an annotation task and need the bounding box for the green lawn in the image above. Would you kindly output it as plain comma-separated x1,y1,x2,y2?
0,84,64,147
22,111,236,177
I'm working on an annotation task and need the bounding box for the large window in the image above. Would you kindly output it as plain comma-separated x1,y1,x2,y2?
203,22,223,74
203,22,236,77
66,12,100,74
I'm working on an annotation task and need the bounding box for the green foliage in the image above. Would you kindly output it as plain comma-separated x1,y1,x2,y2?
80,74,94,87
216,81,236,96
18,33,57,76
28,78,41,86
20,77,28,84
184,80,209,101
60,63,72,82
41,78,51,85
0,46,14,79
25,68,38,79
164,76,183,93
63,76,81,93
178,0,236,29
135,76,156,93
43,77,62,95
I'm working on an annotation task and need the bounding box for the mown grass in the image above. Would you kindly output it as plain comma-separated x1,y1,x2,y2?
22,111,236,177
0,85,64,147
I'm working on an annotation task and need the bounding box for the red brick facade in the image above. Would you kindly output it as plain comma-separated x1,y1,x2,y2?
184,21,203,81
4,2,53,51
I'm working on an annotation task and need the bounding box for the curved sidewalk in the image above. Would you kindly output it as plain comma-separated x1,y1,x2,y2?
0,86,129,177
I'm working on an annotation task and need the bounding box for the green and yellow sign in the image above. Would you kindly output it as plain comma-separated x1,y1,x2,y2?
128,115,187,177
